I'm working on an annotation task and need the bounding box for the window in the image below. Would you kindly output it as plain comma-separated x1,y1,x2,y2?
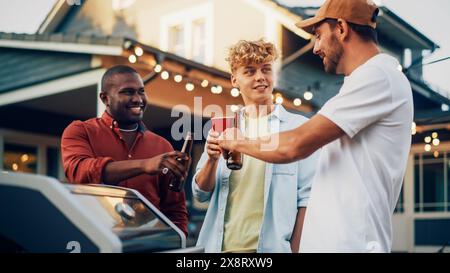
414,152,448,212
1,130,63,180
169,24,185,57
47,147,61,179
3,143,37,174
447,159,450,211
161,3,213,65
191,19,206,63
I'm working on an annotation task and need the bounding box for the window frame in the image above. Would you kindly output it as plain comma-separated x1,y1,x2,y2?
160,2,214,65
413,150,449,213
0,129,64,181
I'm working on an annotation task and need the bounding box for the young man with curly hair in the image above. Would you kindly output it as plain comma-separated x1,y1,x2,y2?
192,39,319,253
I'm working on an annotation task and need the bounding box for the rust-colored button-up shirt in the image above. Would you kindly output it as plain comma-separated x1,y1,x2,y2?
61,112,188,235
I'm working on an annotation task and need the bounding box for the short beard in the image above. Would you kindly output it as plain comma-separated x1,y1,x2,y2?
324,34,344,74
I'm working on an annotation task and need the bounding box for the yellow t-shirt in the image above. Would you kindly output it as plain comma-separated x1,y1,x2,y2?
222,114,271,252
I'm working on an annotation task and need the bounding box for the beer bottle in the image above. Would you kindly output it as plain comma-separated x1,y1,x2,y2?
169,132,193,192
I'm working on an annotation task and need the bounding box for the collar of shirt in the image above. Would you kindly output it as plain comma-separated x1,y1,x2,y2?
239,104,288,123
100,111,147,135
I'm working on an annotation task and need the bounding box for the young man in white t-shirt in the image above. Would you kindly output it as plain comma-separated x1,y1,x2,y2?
217,0,413,252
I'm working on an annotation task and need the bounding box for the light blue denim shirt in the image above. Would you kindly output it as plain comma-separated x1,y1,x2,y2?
192,105,319,253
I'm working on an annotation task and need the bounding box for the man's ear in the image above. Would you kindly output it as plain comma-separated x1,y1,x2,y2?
336,18,350,41
99,91,109,106
231,73,238,88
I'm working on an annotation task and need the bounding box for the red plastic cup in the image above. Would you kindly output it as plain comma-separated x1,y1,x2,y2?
210,115,243,170
211,116,236,133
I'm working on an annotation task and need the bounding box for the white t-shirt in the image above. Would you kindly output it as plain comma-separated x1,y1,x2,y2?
300,54,413,253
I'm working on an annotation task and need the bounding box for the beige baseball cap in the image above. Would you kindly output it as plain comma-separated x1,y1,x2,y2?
295,0,379,34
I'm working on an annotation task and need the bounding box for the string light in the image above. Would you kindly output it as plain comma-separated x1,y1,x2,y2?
185,82,195,92
304,91,313,101
293,98,302,106
134,46,144,57
174,74,183,83
397,64,403,72
161,71,170,80
154,64,162,73
432,132,438,139
424,136,431,144
214,85,223,94
12,163,19,171
127,47,340,104
432,138,440,146
143,62,238,96
128,54,137,64
201,80,209,88
20,154,29,163
275,94,284,104
231,88,240,97
411,122,417,135
434,151,440,158
424,144,431,152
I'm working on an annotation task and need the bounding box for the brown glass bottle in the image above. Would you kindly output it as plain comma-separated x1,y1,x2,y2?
226,112,243,170
169,132,193,192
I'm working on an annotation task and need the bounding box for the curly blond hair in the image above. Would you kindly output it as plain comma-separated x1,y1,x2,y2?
226,39,280,73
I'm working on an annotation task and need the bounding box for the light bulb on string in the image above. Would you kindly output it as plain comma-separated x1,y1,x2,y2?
275,94,284,104
201,80,209,88
185,82,195,92
161,71,169,80
154,64,162,73
134,46,144,56
231,88,240,97
128,54,137,64
432,138,440,146
174,74,183,83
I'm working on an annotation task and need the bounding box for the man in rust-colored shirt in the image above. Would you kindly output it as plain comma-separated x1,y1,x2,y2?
61,65,189,235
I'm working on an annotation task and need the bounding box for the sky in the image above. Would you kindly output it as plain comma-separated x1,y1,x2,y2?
0,0,449,94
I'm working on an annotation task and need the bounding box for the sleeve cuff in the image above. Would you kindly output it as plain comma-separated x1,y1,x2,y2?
297,198,309,208
192,175,212,202
318,110,356,138
94,157,114,184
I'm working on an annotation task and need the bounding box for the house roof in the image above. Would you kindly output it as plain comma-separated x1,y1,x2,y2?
0,32,125,55
0,46,93,95
0,31,231,105
37,0,75,34
272,1,439,51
